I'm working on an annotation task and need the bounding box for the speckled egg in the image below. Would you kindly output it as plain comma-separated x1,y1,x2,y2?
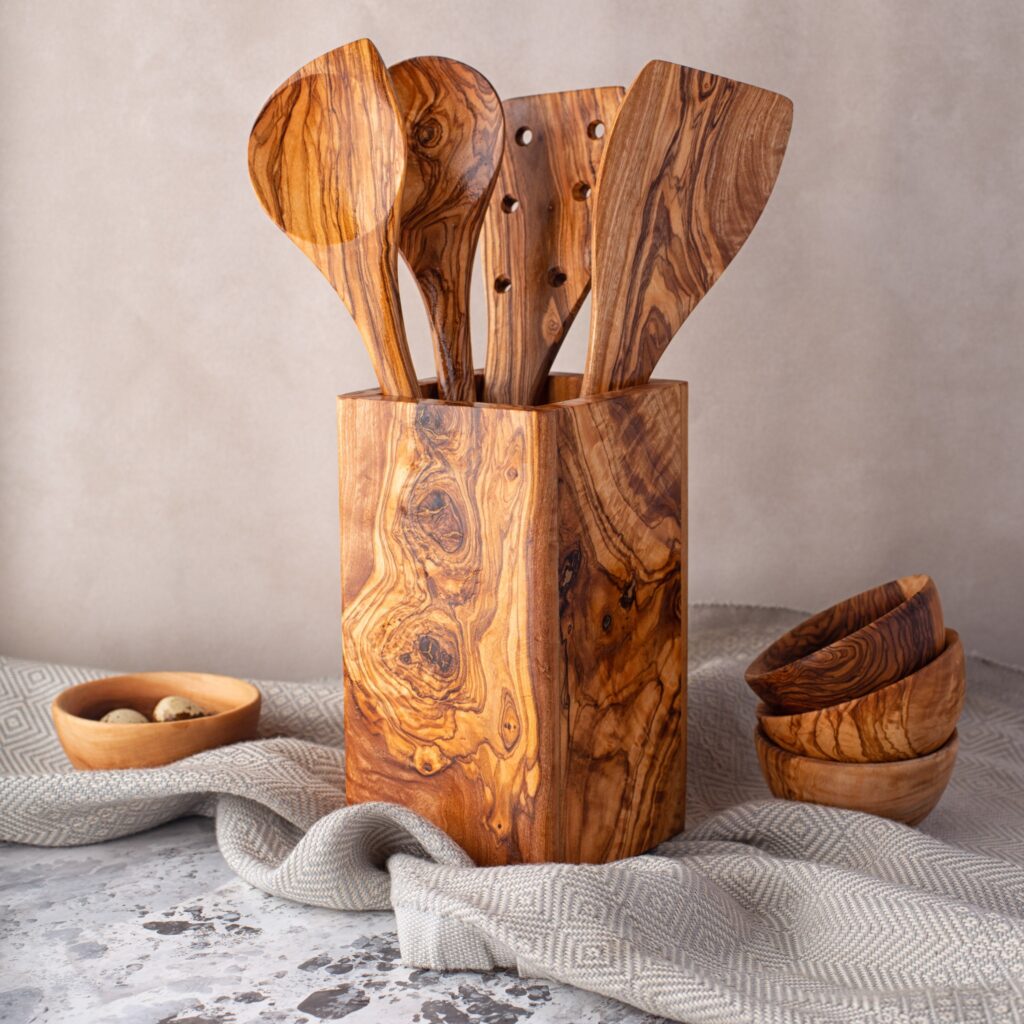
152,695,208,723
100,708,149,725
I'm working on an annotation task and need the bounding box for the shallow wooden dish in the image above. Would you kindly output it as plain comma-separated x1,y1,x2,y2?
754,725,958,825
52,672,261,770
745,574,945,713
758,629,964,762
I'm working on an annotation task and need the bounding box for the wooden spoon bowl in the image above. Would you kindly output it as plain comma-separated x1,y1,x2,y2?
745,575,945,713
248,39,419,398
390,56,504,403
52,672,261,770
754,726,958,826
757,629,964,762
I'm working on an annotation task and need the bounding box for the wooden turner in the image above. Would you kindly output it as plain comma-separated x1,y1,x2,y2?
248,39,419,398
482,87,625,406
580,61,793,396
390,56,505,403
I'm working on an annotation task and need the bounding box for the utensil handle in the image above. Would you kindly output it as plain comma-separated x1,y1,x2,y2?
417,267,476,403
338,239,420,400
369,261,420,400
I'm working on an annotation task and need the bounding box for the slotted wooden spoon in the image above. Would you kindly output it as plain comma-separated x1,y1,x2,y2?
390,56,504,403
248,38,419,398
481,87,624,406
580,61,793,396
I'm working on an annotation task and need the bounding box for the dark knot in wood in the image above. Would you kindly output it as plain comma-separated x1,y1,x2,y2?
559,542,581,598
413,116,443,149
411,487,466,554
414,403,459,448
500,690,521,752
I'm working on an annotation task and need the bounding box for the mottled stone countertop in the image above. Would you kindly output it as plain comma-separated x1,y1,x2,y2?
1,817,665,1024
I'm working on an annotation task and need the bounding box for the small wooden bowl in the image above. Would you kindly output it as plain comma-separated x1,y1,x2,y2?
754,725,958,825
757,629,964,762
52,672,261,770
745,574,945,713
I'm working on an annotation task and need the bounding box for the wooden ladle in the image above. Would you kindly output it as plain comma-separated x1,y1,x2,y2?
581,61,793,396
248,38,419,398
390,56,504,403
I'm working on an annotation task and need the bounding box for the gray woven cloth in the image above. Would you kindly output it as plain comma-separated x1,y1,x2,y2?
2,604,1023,1023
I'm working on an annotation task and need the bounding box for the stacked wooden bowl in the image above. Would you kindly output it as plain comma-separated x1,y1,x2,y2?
746,575,964,825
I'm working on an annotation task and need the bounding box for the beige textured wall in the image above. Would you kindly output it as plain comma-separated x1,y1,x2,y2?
1,0,1021,678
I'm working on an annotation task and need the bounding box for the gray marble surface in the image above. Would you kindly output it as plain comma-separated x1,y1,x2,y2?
0,817,666,1024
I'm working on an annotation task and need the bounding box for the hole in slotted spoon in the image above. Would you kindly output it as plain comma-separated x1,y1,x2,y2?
501,195,520,213
515,127,533,146
494,276,512,293
572,182,592,201
587,120,606,140
547,267,567,288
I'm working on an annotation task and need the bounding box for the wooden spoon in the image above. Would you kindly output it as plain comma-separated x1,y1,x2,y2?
248,38,419,398
482,87,625,406
580,62,793,396
389,57,504,403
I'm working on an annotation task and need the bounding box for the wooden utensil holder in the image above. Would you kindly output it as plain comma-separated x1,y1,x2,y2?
338,372,687,865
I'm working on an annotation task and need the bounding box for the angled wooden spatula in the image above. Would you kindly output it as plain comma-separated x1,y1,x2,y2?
390,56,504,403
482,87,625,406
580,61,793,396
248,38,420,398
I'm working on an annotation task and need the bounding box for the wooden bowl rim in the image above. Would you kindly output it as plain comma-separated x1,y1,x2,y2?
746,574,935,685
756,628,962,726
754,722,959,771
51,671,260,728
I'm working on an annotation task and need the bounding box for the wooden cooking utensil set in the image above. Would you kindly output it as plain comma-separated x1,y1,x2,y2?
746,575,965,825
248,38,793,405
248,38,793,866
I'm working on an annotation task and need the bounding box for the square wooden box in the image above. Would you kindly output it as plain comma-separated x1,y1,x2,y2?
338,372,687,865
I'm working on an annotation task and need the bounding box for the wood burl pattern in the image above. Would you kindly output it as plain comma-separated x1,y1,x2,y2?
339,374,686,865
557,383,686,862
340,395,558,864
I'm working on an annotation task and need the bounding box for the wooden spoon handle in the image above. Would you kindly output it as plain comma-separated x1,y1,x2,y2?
416,263,474,402
338,233,420,399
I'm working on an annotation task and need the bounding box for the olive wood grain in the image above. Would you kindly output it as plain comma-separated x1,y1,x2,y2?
391,57,504,402
248,39,419,398
745,574,945,713
51,672,261,770
755,726,958,826
757,629,964,762
482,88,624,406
580,61,793,396
339,373,686,865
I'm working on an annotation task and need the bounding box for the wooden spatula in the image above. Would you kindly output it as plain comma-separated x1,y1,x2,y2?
248,39,419,398
390,57,504,403
481,87,625,406
580,61,793,396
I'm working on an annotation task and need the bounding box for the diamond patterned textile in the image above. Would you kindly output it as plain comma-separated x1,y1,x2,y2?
2,604,1023,1023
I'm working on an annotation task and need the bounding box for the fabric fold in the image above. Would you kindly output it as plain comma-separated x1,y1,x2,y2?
3,605,1024,1024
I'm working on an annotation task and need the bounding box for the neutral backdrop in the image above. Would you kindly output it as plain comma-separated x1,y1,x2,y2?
2,0,1021,678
